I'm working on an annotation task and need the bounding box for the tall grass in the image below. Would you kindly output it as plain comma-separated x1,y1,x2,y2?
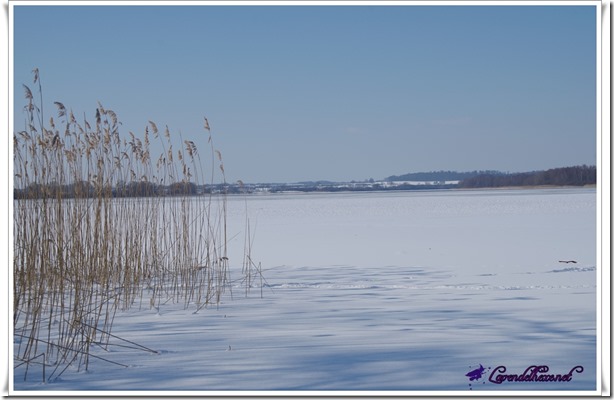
13,69,254,381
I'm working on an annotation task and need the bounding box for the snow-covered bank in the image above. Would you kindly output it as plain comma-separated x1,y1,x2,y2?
12,188,598,394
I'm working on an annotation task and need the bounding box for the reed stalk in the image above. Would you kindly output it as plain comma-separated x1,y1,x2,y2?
13,69,257,382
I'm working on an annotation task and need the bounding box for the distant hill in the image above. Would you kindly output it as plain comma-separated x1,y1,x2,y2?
385,170,504,182
458,165,596,188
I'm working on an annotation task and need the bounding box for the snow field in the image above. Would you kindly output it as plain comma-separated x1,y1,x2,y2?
13,188,597,393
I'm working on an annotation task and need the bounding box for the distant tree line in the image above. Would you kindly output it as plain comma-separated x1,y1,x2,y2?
458,165,596,188
14,180,204,199
385,170,504,182
14,165,597,199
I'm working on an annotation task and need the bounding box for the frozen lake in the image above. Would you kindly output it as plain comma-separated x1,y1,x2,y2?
13,188,598,394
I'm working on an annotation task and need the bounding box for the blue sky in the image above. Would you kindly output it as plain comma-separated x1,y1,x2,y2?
12,3,598,183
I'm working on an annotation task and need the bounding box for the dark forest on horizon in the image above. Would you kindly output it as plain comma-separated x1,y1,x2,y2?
14,165,597,199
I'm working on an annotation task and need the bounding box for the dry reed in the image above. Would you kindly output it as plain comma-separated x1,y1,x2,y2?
13,69,258,382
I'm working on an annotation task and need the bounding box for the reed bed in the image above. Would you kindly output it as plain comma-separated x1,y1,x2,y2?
13,69,252,382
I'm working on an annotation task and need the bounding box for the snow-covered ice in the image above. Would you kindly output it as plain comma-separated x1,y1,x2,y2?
12,188,598,394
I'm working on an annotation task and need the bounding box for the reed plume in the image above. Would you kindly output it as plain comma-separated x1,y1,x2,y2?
13,69,256,382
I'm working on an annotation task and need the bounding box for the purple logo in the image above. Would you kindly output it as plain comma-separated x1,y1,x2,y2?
466,364,485,381
488,365,584,384
466,364,492,389
465,363,584,389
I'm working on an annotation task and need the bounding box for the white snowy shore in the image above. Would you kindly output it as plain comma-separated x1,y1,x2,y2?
12,188,598,394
